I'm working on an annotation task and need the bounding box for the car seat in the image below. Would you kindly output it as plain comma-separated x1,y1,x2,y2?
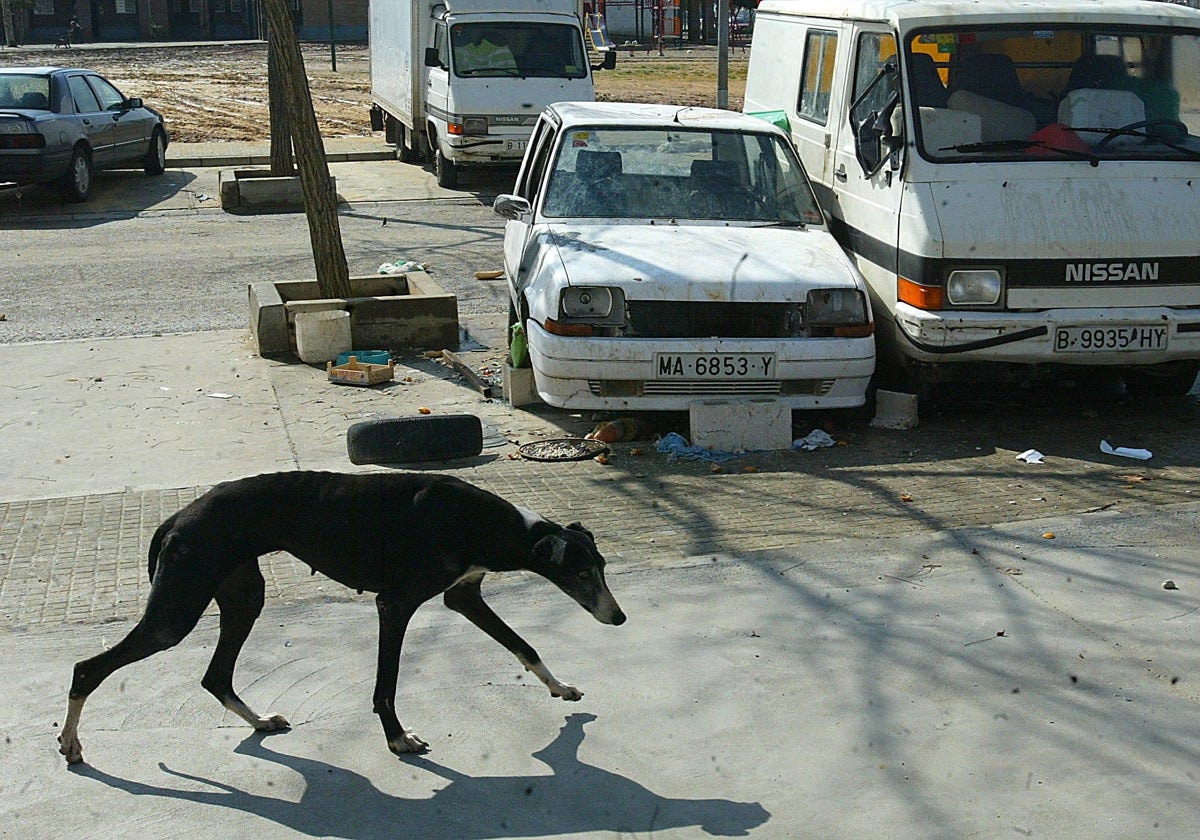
690,159,755,219
949,53,1027,109
18,91,49,110
574,150,625,216
907,52,949,109
1064,54,1130,93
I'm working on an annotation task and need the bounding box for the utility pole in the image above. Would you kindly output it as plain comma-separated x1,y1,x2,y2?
717,0,729,109
261,0,351,300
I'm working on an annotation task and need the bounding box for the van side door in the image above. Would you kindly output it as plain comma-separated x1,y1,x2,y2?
830,27,903,288
789,24,844,197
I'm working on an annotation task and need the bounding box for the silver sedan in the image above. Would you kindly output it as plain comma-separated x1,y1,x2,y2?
0,66,168,202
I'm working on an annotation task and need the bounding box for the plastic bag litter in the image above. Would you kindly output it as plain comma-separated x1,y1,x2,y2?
378,259,425,275
793,429,836,451
1100,440,1152,461
655,432,741,463
1016,449,1045,464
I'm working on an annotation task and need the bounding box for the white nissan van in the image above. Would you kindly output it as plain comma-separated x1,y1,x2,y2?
744,0,1200,395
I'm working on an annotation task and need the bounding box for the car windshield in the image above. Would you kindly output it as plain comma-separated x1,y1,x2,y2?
541,125,826,223
0,74,52,111
907,24,1200,162
450,22,587,79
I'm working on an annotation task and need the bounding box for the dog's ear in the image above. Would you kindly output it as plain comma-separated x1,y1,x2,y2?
565,521,594,541
532,533,569,565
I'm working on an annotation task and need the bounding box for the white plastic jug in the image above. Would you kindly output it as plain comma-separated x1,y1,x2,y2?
295,310,352,363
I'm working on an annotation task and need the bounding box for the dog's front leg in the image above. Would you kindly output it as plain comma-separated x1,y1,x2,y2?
374,591,429,755
443,578,583,701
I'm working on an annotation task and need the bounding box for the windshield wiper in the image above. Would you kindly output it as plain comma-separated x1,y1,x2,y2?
941,139,1099,166
749,219,807,229
1071,126,1200,161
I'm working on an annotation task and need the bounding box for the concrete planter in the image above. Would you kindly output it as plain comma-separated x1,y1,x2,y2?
219,169,336,211
248,271,460,359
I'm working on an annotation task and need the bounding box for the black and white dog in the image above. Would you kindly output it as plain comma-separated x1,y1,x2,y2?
59,471,625,765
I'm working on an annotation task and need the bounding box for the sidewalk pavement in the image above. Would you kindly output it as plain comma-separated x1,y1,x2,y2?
4,140,1200,837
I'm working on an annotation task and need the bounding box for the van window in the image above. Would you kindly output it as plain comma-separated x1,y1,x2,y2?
798,30,837,124
853,32,898,114
908,24,1200,163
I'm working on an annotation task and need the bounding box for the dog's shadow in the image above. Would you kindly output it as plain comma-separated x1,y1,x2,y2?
73,713,769,838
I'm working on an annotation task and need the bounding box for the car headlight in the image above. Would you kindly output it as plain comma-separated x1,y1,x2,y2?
463,116,489,135
561,286,622,320
946,269,1002,306
806,288,868,325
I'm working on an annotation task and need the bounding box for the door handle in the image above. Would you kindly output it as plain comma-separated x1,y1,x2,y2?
834,164,847,181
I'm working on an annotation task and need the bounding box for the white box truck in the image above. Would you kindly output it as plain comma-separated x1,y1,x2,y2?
369,0,613,188
744,0,1200,397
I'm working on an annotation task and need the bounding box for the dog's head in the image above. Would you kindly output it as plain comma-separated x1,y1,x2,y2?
533,522,626,626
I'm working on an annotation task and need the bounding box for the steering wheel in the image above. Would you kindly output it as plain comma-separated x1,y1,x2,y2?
1094,118,1189,150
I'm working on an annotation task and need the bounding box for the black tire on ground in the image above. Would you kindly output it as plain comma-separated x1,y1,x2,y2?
346,415,483,465
396,124,421,163
1123,362,1200,397
59,146,92,202
435,146,458,188
144,127,167,175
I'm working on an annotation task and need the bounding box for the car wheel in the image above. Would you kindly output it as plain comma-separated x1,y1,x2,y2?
1123,363,1200,398
435,147,458,188
144,128,166,175
59,146,92,203
396,124,420,163
346,415,483,465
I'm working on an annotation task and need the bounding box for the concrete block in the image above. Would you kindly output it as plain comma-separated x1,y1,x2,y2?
248,272,459,358
220,169,336,210
871,389,919,430
504,362,540,407
689,397,792,452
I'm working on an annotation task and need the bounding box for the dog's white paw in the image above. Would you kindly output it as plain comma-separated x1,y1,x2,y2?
389,730,429,755
58,734,83,765
252,713,291,732
550,682,583,702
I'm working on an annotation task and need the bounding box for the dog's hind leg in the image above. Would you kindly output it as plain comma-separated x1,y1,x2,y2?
201,561,289,732
443,578,583,701
373,590,429,754
59,562,214,765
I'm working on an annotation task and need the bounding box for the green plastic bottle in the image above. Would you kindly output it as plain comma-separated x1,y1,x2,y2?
509,322,529,368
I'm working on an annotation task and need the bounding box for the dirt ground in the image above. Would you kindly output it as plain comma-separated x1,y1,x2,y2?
12,41,747,143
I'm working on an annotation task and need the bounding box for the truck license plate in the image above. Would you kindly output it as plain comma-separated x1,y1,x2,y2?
655,353,776,379
506,140,527,152
1053,326,1167,353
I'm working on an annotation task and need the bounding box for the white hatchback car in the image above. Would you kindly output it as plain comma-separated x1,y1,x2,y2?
494,102,875,411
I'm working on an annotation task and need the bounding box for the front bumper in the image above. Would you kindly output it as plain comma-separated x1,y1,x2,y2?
525,321,875,411
442,133,528,166
895,304,1200,367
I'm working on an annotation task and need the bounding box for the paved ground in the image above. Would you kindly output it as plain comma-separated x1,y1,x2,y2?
4,140,1200,838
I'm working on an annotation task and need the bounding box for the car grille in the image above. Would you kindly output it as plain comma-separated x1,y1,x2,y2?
625,301,804,338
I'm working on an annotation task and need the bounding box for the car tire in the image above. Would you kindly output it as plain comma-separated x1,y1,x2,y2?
346,415,483,465
435,147,458,189
59,146,92,203
1123,363,1200,398
396,124,420,163
144,128,167,175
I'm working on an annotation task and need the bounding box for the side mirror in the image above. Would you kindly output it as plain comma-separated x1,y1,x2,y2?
424,47,443,69
591,50,616,72
493,193,532,220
